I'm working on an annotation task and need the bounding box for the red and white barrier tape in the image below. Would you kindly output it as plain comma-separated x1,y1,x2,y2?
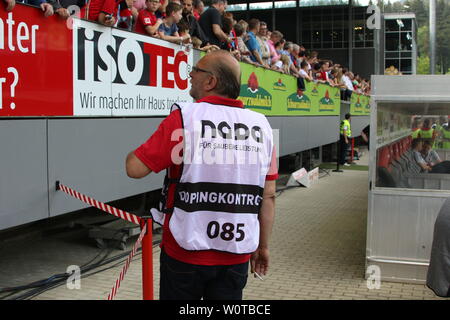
57,182,141,225
108,222,147,300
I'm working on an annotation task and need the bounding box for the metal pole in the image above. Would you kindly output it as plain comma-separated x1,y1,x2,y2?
348,0,353,71
141,217,153,300
429,0,436,74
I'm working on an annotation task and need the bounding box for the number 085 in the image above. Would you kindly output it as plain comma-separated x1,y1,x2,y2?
206,221,245,242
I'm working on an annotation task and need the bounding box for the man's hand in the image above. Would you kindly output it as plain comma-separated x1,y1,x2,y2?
251,247,269,277
103,15,116,26
5,0,15,11
40,2,54,17
56,8,70,19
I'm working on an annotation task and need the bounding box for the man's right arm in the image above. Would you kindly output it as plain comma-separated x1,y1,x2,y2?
251,179,276,277
212,24,230,43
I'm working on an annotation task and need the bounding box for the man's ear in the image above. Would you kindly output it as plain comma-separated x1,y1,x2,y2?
205,75,218,92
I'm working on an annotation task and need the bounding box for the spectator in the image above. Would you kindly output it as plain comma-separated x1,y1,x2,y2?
132,0,146,19
422,141,442,168
117,0,134,30
257,21,270,66
233,23,256,65
180,0,207,44
81,0,118,26
221,16,234,50
267,30,283,65
272,54,290,74
192,0,203,20
198,0,231,47
245,18,267,67
3,0,15,11
412,139,431,172
17,0,56,17
191,36,220,52
135,0,163,36
46,0,86,18
299,60,312,81
413,139,450,173
157,2,190,44
341,68,354,100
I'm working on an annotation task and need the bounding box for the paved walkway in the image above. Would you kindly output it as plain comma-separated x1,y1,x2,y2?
29,153,443,300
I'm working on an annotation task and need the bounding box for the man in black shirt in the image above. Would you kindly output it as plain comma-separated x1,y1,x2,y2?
198,0,231,47
181,0,207,44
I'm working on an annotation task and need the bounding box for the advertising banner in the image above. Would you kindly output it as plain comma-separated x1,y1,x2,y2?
238,62,341,116
0,4,193,117
350,92,371,116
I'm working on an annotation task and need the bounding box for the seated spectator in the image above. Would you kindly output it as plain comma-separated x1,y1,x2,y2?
412,139,448,173
199,0,231,48
299,60,312,81
3,0,15,11
245,18,267,67
192,0,203,20
422,141,442,167
180,0,207,44
157,2,190,44
81,0,119,26
135,0,163,36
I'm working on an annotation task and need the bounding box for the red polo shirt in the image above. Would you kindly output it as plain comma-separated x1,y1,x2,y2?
134,96,278,265
135,9,159,35
81,0,118,22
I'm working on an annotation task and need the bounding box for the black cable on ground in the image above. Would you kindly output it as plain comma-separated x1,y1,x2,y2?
1,237,162,300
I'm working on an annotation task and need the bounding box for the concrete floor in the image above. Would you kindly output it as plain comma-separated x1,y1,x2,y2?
0,149,445,300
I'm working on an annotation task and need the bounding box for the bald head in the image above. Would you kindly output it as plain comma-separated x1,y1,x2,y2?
200,50,241,99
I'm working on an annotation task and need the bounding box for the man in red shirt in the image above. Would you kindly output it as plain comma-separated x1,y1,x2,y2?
126,50,278,300
81,0,119,26
135,0,163,36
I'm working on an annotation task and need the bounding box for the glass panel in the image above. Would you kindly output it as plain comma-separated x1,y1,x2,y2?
274,1,297,8
401,51,412,58
299,0,349,7
249,2,273,10
400,32,413,51
402,19,412,31
354,41,364,48
386,52,400,58
365,41,373,47
226,3,247,11
323,42,332,48
385,20,399,32
302,30,311,43
400,59,412,73
385,32,400,51
375,103,450,191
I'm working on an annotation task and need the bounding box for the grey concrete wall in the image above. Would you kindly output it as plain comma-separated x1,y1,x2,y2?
0,115,342,230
